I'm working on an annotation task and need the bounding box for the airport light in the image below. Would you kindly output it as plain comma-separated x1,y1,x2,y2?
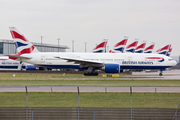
85,42,87,53
72,40,75,52
40,36,44,52
58,38,60,52
104,39,108,53
107,45,109,52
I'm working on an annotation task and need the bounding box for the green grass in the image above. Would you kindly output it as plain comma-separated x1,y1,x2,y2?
0,80,180,87
0,92,179,108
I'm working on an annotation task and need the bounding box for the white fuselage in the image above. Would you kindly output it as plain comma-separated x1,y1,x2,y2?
15,52,177,70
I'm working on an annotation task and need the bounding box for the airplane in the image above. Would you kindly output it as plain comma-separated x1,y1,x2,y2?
92,39,108,53
156,44,171,55
113,36,128,53
135,41,146,53
125,39,138,53
0,56,36,70
144,43,155,53
7,27,177,76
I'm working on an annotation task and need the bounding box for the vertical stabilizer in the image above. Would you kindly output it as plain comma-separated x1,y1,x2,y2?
113,36,128,53
144,42,155,53
92,39,108,53
125,39,138,53
135,41,146,53
156,44,171,55
9,27,39,55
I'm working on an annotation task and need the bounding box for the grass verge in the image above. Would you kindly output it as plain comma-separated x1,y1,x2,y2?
0,92,179,108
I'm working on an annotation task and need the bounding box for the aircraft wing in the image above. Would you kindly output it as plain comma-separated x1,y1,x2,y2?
54,56,104,67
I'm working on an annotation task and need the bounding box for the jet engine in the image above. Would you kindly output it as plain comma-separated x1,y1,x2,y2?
26,65,36,70
103,64,120,73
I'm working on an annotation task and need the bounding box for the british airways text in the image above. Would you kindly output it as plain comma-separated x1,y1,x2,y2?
122,61,153,64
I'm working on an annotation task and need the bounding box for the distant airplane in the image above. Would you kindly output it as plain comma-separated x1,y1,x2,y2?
135,41,146,53
156,44,171,56
92,39,108,53
125,39,138,53
113,36,128,53
0,56,36,70
7,27,177,76
144,43,155,53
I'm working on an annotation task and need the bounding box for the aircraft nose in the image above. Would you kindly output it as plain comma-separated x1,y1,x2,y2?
173,60,177,66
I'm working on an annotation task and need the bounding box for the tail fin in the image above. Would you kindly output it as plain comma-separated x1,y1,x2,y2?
144,42,155,53
9,27,39,55
113,36,128,53
92,39,108,53
125,38,138,53
135,41,146,53
156,44,171,55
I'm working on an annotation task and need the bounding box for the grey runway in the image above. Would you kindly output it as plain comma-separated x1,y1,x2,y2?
0,86,180,93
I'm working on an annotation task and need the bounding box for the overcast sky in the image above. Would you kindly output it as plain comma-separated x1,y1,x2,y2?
0,0,180,56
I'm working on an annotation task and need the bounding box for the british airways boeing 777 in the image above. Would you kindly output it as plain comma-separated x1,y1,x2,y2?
7,27,177,76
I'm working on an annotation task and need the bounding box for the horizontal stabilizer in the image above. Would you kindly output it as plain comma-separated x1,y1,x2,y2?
5,54,32,60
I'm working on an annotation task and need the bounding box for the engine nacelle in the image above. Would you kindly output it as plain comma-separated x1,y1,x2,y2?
104,64,120,73
26,65,36,70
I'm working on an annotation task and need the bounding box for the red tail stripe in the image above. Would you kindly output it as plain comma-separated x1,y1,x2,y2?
159,45,170,51
144,45,155,51
19,45,35,55
93,42,107,50
126,41,138,49
135,43,146,50
10,31,28,42
114,39,127,47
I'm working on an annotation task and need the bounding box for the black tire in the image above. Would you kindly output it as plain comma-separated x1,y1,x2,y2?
159,73,163,76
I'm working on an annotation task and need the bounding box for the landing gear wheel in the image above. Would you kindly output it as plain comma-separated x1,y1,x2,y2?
159,73,163,76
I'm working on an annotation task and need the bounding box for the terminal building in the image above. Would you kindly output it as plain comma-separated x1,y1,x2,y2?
0,39,69,55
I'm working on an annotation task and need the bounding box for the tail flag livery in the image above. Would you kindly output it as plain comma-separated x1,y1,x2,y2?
166,46,172,56
156,44,171,55
144,43,155,53
125,39,138,53
9,27,39,55
92,39,108,53
113,36,128,53
135,41,146,53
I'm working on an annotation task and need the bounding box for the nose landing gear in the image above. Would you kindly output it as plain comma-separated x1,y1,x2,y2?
159,69,163,76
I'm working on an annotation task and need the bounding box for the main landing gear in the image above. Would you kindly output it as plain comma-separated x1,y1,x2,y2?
83,66,98,76
83,72,98,76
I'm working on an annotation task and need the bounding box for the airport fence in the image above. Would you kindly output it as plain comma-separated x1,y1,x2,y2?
0,107,179,120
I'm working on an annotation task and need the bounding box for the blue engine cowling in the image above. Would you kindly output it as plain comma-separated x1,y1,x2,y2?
26,65,36,70
104,64,120,73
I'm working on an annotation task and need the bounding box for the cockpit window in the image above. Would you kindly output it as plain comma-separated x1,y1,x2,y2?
168,59,174,61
